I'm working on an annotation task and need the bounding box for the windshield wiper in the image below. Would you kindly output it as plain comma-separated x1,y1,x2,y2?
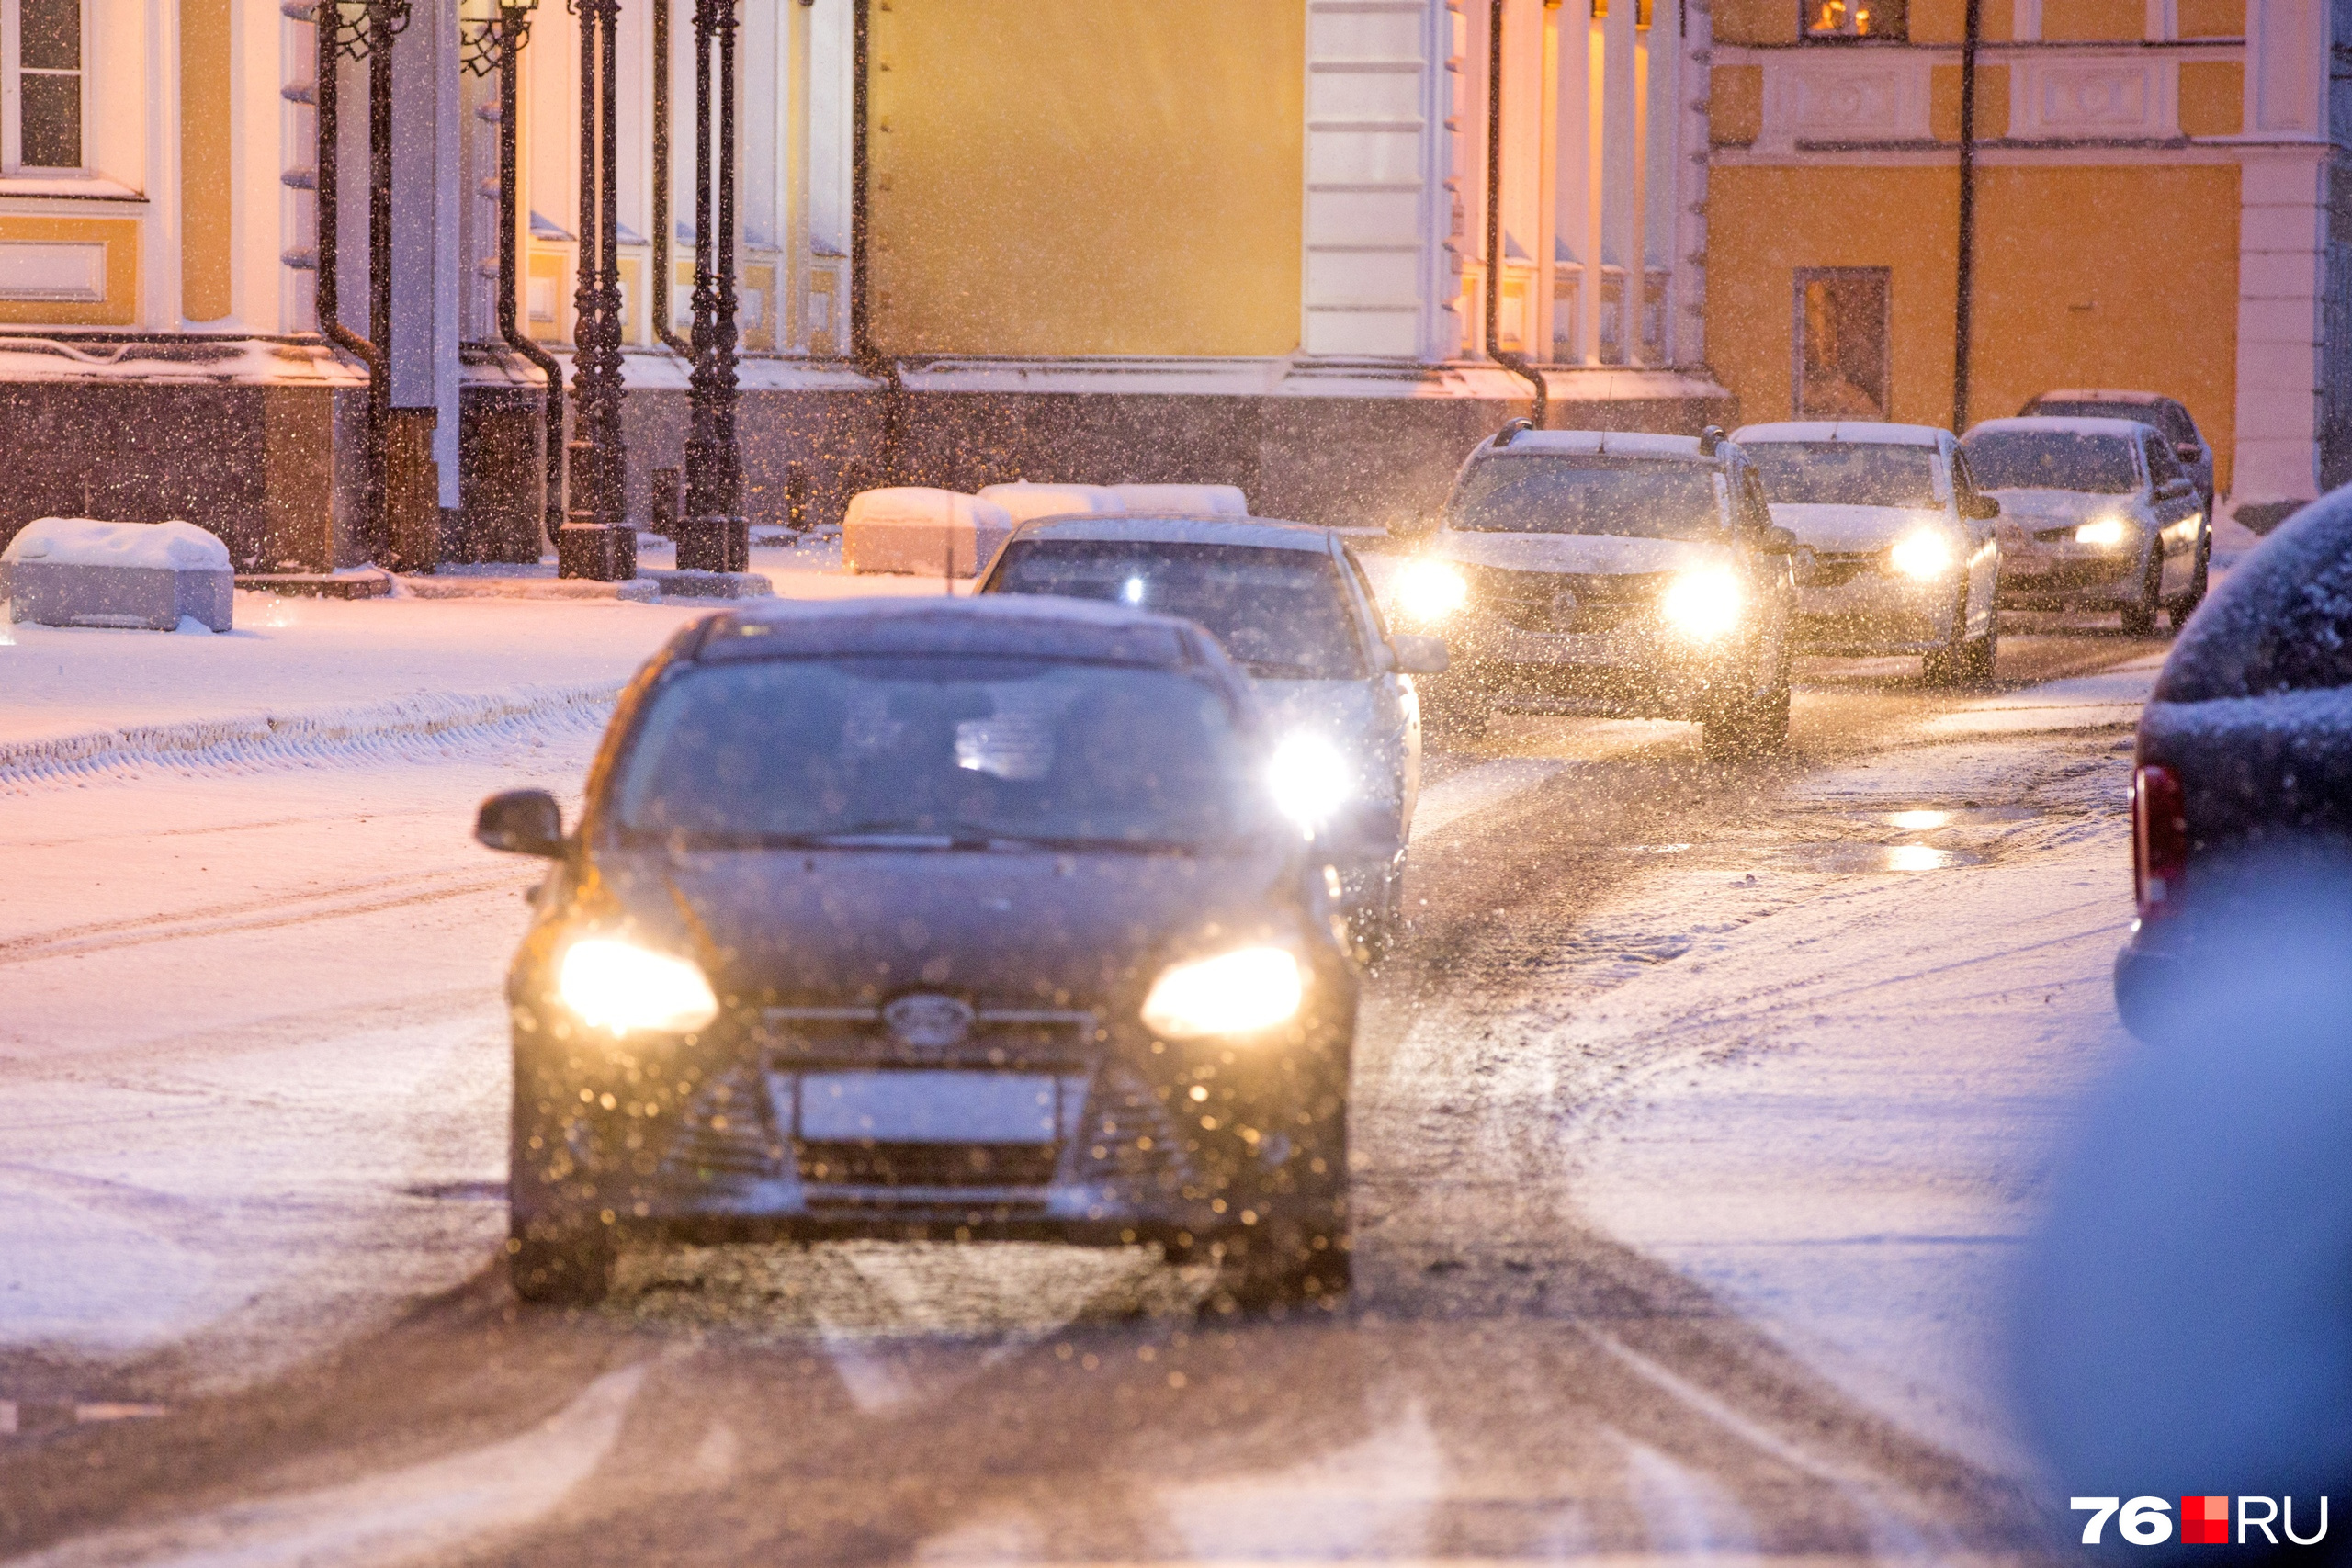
1242,660,1328,680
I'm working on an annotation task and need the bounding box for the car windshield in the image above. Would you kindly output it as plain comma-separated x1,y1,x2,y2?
1744,442,1942,509
2030,400,2195,446
1962,430,2141,493
987,541,1364,680
614,656,1256,849
1446,456,1726,540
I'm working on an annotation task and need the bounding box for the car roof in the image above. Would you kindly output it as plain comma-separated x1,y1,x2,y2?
1476,429,1718,461
1732,421,1949,447
1964,415,2154,441
693,593,1218,670
2028,389,2167,407
1001,514,1338,552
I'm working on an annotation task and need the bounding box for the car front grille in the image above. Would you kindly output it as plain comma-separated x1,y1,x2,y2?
1798,551,1881,589
1461,565,1669,633
797,1141,1062,1188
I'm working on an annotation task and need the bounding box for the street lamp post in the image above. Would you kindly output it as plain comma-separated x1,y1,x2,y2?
557,0,635,581
676,0,746,573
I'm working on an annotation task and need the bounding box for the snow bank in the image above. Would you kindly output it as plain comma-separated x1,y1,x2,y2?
3,517,230,570
842,487,1016,578
978,481,1127,525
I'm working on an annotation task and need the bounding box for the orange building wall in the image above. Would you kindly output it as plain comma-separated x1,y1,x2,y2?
1705,164,2242,488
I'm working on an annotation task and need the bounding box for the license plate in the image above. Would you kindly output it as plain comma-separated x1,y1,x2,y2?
796,1071,1058,1144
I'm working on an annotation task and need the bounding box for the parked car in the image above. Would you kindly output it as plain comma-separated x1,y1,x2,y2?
1388,424,1798,755
2113,490,2352,1040
1962,416,2211,635
2018,389,2214,521
976,514,1444,951
1733,420,2002,684
477,597,1361,1309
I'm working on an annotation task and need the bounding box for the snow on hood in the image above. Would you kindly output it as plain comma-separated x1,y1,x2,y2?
1430,528,1723,576
1767,502,1951,552
1,517,230,571
2156,486,2352,702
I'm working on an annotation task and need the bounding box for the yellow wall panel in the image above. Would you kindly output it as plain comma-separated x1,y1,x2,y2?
2176,0,2244,35
1713,0,1799,44
180,0,233,322
1711,66,1764,145
0,217,140,326
1704,164,2240,487
2177,62,2244,136
2040,0,2145,39
1911,0,2014,41
1928,63,2010,140
869,0,1304,357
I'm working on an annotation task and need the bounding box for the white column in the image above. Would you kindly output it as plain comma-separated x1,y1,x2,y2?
2233,152,2326,510
1600,0,1636,363
1668,0,1709,367
390,0,462,502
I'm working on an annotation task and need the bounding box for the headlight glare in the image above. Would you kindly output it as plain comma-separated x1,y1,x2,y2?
1270,734,1352,829
557,937,720,1034
2075,517,2131,547
1888,529,1956,579
1660,569,1744,640
1142,947,1305,1040
1396,558,1469,622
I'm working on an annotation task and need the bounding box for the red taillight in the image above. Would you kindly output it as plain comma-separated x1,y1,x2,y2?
2132,764,2188,921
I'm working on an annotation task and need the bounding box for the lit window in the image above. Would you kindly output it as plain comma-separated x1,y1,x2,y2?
3,0,85,171
1803,0,1905,39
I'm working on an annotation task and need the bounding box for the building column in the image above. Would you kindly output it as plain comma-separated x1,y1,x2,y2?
389,0,463,567
2232,151,2326,523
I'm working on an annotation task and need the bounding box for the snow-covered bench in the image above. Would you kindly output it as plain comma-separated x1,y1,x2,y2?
1,518,234,633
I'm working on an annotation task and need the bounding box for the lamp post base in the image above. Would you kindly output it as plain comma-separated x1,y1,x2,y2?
555,523,637,582
675,512,748,573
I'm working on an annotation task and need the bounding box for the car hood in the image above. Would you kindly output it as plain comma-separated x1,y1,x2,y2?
1766,502,1950,551
1431,529,1724,576
593,844,1305,1006
1988,488,2147,525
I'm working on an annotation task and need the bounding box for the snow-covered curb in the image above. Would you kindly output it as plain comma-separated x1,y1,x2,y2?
0,682,621,786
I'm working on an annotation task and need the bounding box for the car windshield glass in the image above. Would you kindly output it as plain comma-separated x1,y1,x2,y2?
1446,456,1726,540
615,656,1257,848
1744,443,1941,508
987,542,1364,680
1962,431,2141,493
2032,400,2195,446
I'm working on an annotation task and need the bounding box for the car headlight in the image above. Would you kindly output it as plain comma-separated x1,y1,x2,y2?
557,937,720,1035
1659,569,1744,640
1269,734,1352,829
2075,517,2132,547
1888,529,1956,579
1141,947,1305,1040
1395,558,1469,622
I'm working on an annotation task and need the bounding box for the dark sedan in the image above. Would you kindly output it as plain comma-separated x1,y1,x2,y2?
476,597,1359,1309
2114,489,2352,1039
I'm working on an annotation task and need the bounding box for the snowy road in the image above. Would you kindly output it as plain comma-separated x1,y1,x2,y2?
0,625,2162,1563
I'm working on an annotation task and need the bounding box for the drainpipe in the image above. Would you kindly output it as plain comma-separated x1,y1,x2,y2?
491,4,566,552
313,0,388,558
850,0,905,483
1487,0,1548,430
650,0,693,356
1951,0,1981,434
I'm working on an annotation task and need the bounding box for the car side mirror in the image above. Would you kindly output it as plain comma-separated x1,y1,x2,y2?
1962,492,2001,521
1754,525,1799,556
478,789,565,857
1389,633,1451,675
2176,442,2201,464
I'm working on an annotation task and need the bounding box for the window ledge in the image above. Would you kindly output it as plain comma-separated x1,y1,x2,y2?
0,176,146,202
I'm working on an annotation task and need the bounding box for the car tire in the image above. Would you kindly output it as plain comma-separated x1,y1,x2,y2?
2168,529,2211,629
1207,1105,1351,1314
1920,581,1973,687
2120,547,2164,637
1961,602,2000,685
508,1218,615,1305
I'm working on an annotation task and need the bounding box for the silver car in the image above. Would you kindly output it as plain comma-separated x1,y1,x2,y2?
1963,415,2212,635
977,514,1446,950
1734,421,2002,685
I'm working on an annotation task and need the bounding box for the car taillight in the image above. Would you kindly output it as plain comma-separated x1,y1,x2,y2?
2132,764,2188,921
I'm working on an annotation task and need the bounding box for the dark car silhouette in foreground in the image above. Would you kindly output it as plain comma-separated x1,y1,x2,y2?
476,597,1360,1309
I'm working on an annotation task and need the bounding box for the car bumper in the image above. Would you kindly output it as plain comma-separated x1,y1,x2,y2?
1445,619,1752,720
1793,572,1956,656
1997,545,2143,607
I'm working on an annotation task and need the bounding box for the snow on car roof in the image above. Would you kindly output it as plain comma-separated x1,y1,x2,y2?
1732,422,1947,447
1963,415,2151,441
2154,487,2352,703
1003,515,1336,552
701,592,1212,670
2031,389,2165,406
1482,430,1712,460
